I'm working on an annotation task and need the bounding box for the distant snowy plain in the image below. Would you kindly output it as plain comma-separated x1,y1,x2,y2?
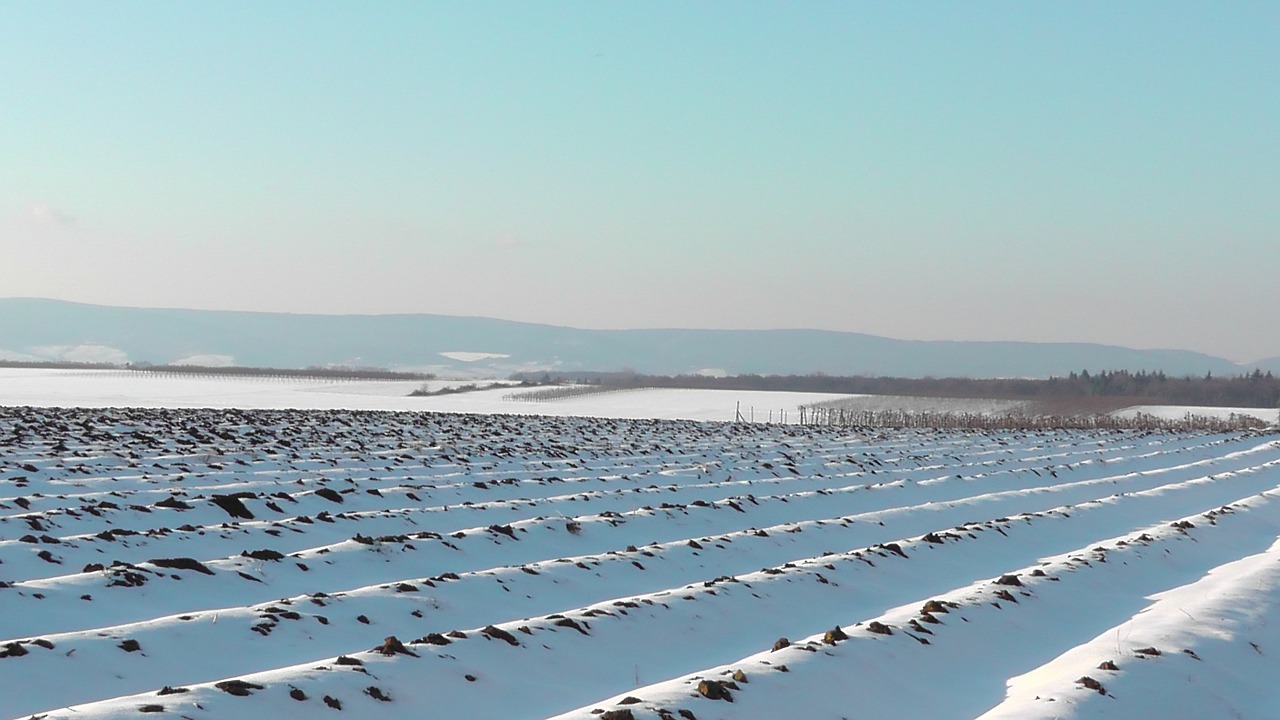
0,369,849,422
1,369,1279,719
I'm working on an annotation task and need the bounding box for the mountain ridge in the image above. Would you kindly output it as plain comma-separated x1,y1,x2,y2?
0,297,1267,379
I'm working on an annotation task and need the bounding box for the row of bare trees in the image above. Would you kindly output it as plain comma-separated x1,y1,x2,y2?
503,385,646,403
125,364,434,381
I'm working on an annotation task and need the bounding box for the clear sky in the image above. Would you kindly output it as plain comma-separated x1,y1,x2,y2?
3,2,1278,361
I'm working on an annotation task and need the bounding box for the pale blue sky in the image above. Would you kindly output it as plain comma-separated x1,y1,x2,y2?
3,2,1278,360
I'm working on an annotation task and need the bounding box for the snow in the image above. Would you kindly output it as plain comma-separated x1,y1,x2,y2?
979,534,1280,719
3,369,1273,428
170,354,236,367
25,344,130,364
1,370,1279,719
1115,404,1280,424
438,352,511,362
0,369,847,422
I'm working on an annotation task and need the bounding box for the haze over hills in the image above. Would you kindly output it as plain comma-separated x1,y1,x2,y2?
1,298,1273,379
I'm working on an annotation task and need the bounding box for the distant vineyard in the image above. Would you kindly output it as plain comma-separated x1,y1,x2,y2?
805,394,1035,416
118,369,383,383
795,405,1270,432
127,365,435,380
782,393,1276,431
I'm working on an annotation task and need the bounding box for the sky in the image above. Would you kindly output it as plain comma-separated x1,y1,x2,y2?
2,2,1278,361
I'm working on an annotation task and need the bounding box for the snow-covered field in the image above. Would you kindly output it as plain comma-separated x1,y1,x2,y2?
0,369,847,422
4,369,1276,427
1115,404,1279,424
3,369,1280,719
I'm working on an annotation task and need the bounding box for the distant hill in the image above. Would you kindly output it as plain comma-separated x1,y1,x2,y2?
1255,356,1280,375
0,298,1261,379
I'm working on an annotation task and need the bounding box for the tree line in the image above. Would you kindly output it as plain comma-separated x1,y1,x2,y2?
511,369,1280,409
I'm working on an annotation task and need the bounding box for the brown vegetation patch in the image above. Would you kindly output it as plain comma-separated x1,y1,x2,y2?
215,680,264,697
1076,676,1106,694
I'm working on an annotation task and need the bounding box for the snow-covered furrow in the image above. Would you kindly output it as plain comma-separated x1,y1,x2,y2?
5,453,1274,712
977,541,1280,719
0,455,911,545
7,440,1280,640
0,427,1231,522
6,460,1280,717
1,435,1240,584
545,492,1280,720
3,434,1270,587
24,484,1280,720
5,407,1279,720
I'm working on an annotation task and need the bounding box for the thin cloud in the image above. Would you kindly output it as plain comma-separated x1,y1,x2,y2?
26,203,76,228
